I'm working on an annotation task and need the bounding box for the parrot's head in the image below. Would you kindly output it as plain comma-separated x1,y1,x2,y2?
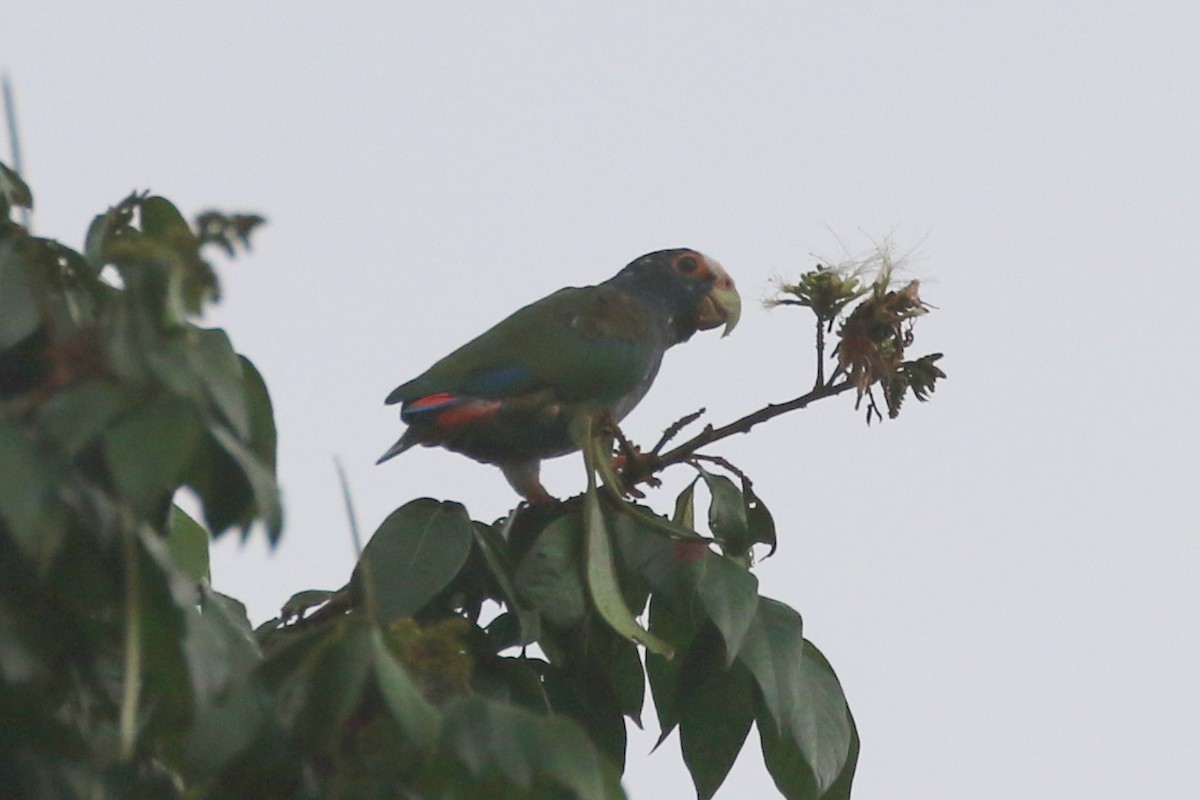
611,248,742,342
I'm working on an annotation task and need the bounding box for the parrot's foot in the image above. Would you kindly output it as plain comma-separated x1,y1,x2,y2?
500,460,557,506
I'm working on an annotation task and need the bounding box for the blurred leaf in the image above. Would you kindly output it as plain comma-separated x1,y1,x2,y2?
358,498,474,624
0,161,33,212
292,618,374,751
0,419,59,552
0,248,40,350
102,395,203,521
679,632,756,800
583,486,673,657
608,635,646,727
371,628,441,751
645,596,695,749
189,329,250,439
166,505,210,584
514,512,588,628
135,529,199,734
279,588,337,621
239,355,276,471
543,663,627,770
439,696,624,800
38,380,132,458
207,423,283,541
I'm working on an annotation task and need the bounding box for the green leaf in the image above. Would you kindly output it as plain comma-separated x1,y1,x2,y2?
679,632,757,800
190,328,250,439
37,379,133,458
292,618,374,751
673,477,698,530
514,512,588,628
207,423,283,541
0,419,57,552
646,595,703,750
751,628,857,799
439,696,624,799
103,395,204,521
695,554,759,665
358,498,474,624
167,504,210,584
474,521,540,645
0,249,40,350
0,161,33,212
279,588,338,621
371,628,441,751
543,664,627,770
238,355,276,471
583,484,674,657
738,597,804,741
743,479,778,557
698,467,753,557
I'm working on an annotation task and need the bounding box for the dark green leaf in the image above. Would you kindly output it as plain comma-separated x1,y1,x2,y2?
279,588,338,621
0,161,33,211
292,618,374,751
645,595,704,749
679,639,756,800
514,512,588,628
189,328,249,439
37,379,132,458
543,665,627,770
695,555,759,665
0,249,40,349
743,480,778,557
752,629,857,799
166,504,210,584
238,355,276,471
103,395,204,520
737,596,805,740
0,419,57,552
207,423,283,541
583,485,673,656
359,498,474,624
440,696,623,800
474,521,539,645
698,467,752,556
609,635,646,727
371,628,441,751
135,529,199,733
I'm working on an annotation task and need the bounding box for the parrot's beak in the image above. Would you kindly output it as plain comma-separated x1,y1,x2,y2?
695,260,742,337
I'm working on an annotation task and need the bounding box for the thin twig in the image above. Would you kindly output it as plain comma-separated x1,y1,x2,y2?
651,407,706,455
814,316,826,388
634,379,854,484
2,74,31,230
334,456,363,558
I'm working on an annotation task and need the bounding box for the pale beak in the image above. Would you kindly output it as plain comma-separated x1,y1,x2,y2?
695,259,742,336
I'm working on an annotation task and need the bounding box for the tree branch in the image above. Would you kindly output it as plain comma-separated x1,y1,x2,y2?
620,378,854,489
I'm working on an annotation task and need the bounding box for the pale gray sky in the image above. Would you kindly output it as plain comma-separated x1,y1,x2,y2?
4,4,1198,798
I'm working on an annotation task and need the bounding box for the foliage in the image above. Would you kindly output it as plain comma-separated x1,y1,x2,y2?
0,163,942,799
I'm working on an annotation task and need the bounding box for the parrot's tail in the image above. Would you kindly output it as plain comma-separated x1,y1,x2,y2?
376,434,417,465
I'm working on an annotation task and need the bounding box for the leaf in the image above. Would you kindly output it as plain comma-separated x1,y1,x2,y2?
238,355,276,471
743,479,778,557
473,521,539,645
208,423,283,541
514,512,588,628
645,595,701,750
37,379,133,458
695,554,759,665
583,484,674,657
737,596,805,740
292,618,374,751
698,467,752,556
440,696,623,799
750,627,857,799
679,634,757,800
167,504,210,584
0,161,33,212
358,498,474,624
103,395,204,521
279,588,338,621
0,419,57,553
543,664,627,770
371,628,441,751
673,477,698,530
0,250,40,350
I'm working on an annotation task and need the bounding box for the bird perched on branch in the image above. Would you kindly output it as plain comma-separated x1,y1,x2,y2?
378,248,741,503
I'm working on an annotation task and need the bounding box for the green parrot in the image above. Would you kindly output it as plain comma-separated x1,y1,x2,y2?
378,248,741,503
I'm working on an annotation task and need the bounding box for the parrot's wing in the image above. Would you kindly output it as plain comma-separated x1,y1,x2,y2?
386,285,665,407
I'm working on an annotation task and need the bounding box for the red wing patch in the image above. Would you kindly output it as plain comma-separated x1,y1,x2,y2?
437,400,502,431
408,392,457,411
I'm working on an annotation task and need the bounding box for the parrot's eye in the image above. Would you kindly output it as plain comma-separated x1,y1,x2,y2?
675,255,699,274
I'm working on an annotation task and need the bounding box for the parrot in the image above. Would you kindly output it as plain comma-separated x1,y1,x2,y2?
377,248,741,504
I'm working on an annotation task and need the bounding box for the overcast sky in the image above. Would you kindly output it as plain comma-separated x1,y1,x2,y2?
4,4,1198,798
